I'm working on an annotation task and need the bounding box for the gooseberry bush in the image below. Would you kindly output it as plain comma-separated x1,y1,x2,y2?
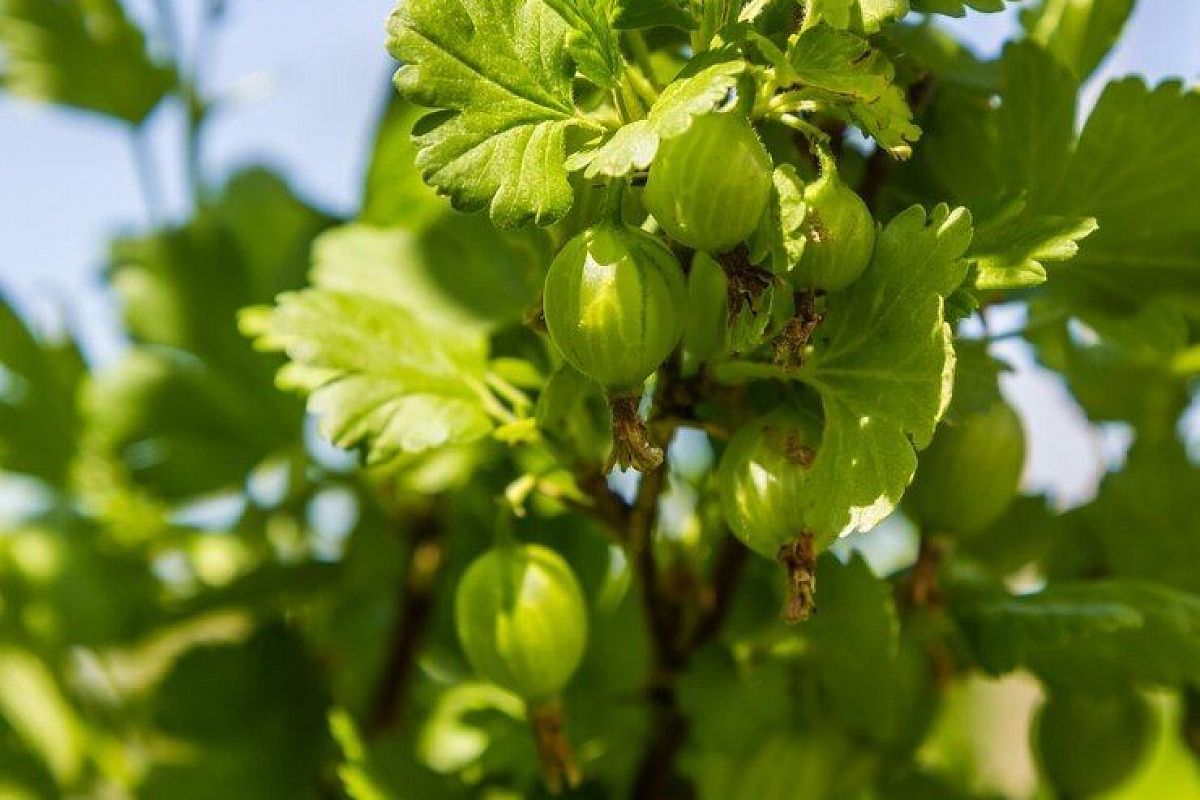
2,0,1200,798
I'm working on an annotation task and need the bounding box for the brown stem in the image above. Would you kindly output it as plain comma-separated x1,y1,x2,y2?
630,465,677,658
630,676,694,800
778,534,818,623
573,469,633,536
773,290,824,367
627,359,690,798
627,359,750,799
365,504,445,735
629,536,746,800
897,534,958,689
687,536,750,652
530,700,582,795
901,534,947,611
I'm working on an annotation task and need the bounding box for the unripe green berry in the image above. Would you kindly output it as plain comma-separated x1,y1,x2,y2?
682,251,731,374
454,544,587,704
790,160,875,292
1035,688,1154,798
906,400,1025,535
543,222,686,396
719,405,825,558
644,113,773,254
718,404,827,621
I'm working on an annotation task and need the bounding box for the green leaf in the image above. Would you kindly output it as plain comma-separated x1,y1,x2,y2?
944,340,1004,420
954,582,1145,676
544,0,625,88
386,0,586,227
994,42,1077,211
85,349,294,500
1022,0,1136,79
1027,298,1192,431
804,0,910,33
877,768,993,800
969,196,1097,292
98,171,328,499
330,709,458,800
749,164,808,274
242,289,494,463
911,56,1200,314
361,96,448,230
857,0,910,29
0,296,84,488
909,0,1011,15
0,522,162,647
803,0,855,29
0,0,174,123
1048,79,1200,307
0,648,84,787
680,649,794,756
780,24,920,155
882,20,998,92
613,0,695,29
958,494,1065,576
888,42,1072,210
417,682,532,777
567,60,745,178
309,221,543,335
141,624,330,800
796,204,973,537
111,169,332,360
892,44,1093,294
803,553,901,735
952,579,1200,690
1081,438,1200,597
892,83,1002,208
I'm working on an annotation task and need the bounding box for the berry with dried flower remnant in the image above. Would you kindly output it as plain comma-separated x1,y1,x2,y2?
790,154,875,292
543,221,686,471
718,404,827,621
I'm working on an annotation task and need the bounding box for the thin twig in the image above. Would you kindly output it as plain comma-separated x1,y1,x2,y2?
897,534,957,689
574,470,633,535
899,534,947,612
686,535,750,652
627,358,751,799
365,503,445,735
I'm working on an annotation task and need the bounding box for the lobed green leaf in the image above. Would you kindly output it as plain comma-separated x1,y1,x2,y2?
796,204,973,538
0,0,174,123
780,24,920,155
567,59,745,178
386,0,585,227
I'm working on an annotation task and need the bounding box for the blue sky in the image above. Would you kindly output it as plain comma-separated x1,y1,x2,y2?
0,0,1197,504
